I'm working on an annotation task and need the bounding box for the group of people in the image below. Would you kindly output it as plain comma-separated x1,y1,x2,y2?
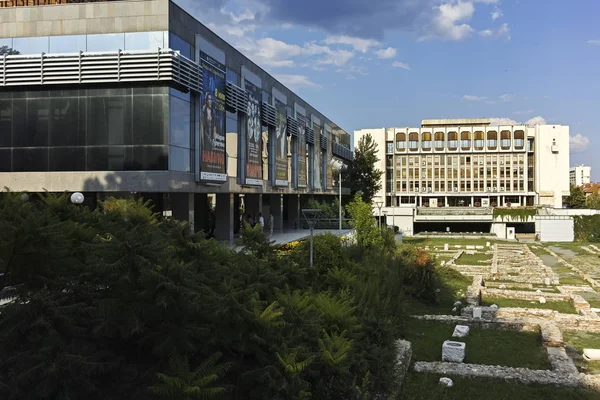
241,212,275,236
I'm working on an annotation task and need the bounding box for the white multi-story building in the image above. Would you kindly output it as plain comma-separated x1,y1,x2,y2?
355,119,571,237
569,165,591,186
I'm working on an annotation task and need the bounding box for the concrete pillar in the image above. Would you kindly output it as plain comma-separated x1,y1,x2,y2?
215,193,234,242
234,195,241,234
287,194,300,229
270,194,284,233
172,193,195,231
194,193,210,234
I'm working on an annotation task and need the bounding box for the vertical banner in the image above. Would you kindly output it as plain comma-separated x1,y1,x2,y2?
245,80,262,185
326,130,333,189
274,98,288,186
313,124,322,190
200,52,227,182
297,119,308,188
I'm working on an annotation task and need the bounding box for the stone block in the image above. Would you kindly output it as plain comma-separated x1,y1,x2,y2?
442,341,465,363
444,244,449,251
439,377,453,387
452,325,469,338
539,297,546,304
473,307,482,319
476,245,484,250
466,245,476,250
544,277,551,286
486,242,491,247
584,349,600,361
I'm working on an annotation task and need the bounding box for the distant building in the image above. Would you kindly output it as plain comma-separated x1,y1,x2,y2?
569,165,592,187
355,118,570,238
582,183,600,197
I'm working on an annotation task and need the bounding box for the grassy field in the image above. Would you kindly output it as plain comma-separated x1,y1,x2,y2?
563,331,600,375
404,266,472,315
400,373,600,400
400,319,549,370
455,252,492,265
481,297,578,314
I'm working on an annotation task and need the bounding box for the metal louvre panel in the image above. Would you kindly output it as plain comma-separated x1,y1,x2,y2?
0,49,201,92
261,102,277,127
287,116,299,137
332,142,342,157
226,81,247,113
320,133,327,150
305,126,315,144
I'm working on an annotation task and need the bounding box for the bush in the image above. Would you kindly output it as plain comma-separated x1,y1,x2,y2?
398,245,440,304
574,215,600,242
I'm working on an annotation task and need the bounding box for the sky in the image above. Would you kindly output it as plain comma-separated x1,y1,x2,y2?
176,0,600,180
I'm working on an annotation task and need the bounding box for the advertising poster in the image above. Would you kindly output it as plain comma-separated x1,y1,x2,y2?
245,80,262,185
326,130,333,189
274,98,288,186
313,124,322,190
297,118,308,188
200,52,227,182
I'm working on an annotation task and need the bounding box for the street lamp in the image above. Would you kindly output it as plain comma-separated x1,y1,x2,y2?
70,192,84,205
375,201,383,229
382,210,388,231
330,158,345,234
302,209,322,267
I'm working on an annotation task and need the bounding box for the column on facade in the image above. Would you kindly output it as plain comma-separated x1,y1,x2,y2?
172,193,195,232
215,193,234,242
270,194,284,233
194,193,210,234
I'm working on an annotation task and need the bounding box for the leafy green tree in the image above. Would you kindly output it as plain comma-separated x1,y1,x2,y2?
345,194,384,251
565,184,587,208
586,191,600,209
347,134,383,204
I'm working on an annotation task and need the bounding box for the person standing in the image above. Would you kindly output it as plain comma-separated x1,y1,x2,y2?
268,213,274,236
258,212,265,231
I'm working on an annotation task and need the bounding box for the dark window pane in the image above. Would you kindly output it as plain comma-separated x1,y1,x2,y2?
87,96,132,145
169,96,191,148
0,149,11,171
49,147,85,171
87,146,108,171
13,98,50,147
12,37,49,54
108,146,128,171
169,33,191,58
50,97,84,146
130,145,168,170
49,35,86,53
125,31,164,50
0,100,12,147
87,33,124,52
12,148,48,172
132,94,167,144
169,145,190,172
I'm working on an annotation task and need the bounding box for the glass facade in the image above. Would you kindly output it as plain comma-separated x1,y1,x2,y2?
0,87,169,172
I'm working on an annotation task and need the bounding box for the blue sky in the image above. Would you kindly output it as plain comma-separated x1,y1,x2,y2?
178,0,600,180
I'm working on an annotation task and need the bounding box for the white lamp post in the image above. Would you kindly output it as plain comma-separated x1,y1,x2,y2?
375,201,384,229
330,158,345,234
302,209,322,267
70,192,84,205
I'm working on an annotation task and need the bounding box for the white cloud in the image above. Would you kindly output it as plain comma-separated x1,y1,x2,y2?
274,74,322,89
587,39,600,45
490,117,519,125
499,93,513,102
316,49,355,66
479,23,510,39
429,1,475,41
375,47,397,59
323,35,380,52
392,61,411,70
463,95,487,101
570,133,590,153
525,116,547,127
491,7,503,21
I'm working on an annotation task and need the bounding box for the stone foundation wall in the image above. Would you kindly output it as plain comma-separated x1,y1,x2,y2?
483,288,570,302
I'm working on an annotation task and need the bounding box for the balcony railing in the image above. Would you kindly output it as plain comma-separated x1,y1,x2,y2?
0,48,202,93
417,207,493,216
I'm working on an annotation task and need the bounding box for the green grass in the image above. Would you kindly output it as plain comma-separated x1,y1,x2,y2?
404,267,472,315
481,297,578,314
559,273,590,286
401,319,549,369
528,245,549,258
400,373,600,400
563,331,600,374
455,252,492,265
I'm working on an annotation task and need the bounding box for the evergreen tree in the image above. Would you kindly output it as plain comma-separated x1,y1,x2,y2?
347,134,383,204
564,184,587,208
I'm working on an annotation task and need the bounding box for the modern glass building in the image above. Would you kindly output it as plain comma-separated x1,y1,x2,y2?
0,0,353,240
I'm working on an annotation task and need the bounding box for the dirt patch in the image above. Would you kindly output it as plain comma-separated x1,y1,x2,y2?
539,254,559,268
549,246,577,259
